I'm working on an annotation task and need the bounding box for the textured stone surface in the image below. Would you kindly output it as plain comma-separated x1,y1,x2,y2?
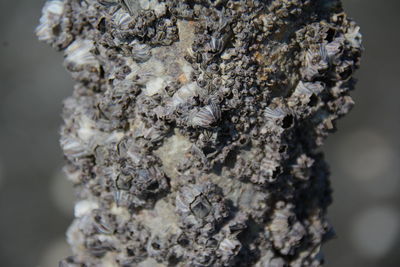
37,0,362,266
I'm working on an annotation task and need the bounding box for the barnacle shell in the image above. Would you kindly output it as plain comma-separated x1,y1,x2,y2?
176,182,228,232
130,41,152,62
302,45,330,81
171,82,205,107
65,39,99,70
60,135,89,158
112,7,133,29
218,238,241,257
345,25,362,48
189,103,221,128
264,106,287,119
35,0,64,42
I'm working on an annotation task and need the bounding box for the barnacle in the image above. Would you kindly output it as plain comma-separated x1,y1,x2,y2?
64,39,99,71
35,0,64,43
111,7,133,29
188,103,221,128
130,40,152,62
264,106,287,119
302,45,330,81
38,0,362,266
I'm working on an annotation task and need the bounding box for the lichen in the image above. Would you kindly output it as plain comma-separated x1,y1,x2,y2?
38,0,362,266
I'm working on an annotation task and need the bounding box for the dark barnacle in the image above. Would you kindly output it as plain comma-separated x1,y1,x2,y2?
38,0,362,266
111,158,170,208
209,34,230,54
120,0,142,16
130,167,170,199
190,194,212,219
175,182,229,231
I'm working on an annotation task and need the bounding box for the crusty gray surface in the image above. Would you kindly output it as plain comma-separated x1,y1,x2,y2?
37,0,362,266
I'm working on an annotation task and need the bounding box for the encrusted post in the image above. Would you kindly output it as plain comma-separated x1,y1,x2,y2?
37,0,362,266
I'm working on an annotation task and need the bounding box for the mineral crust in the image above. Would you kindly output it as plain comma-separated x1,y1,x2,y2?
37,0,362,266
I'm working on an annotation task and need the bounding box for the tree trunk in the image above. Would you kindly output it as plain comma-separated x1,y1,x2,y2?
37,0,362,266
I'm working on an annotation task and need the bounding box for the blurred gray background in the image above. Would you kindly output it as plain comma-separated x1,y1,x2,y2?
0,0,399,266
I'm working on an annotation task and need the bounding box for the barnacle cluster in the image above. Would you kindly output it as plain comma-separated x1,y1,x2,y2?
38,0,362,266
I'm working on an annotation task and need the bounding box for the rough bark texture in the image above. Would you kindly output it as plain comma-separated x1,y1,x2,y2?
37,0,362,266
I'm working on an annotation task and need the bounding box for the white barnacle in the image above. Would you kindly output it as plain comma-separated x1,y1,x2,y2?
219,238,242,259
74,200,99,218
97,0,119,7
112,7,133,29
35,0,65,42
319,44,328,62
135,0,166,17
121,0,143,15
93,216,114,235
77,115,99,143
145,77,165,96
305,81,324,94
175,193,191,214
128,64,153,85
113,189,135,207
189,103,221,128
295,81,324,95
302,45,329,80
130,40,151,62
345,25,362,48
175,185,202,215
269,210,290,234
210,36,224,53
60,135,89,158
264,107,286,119
325,37,345,59
127,57,164,87
171,82,205,107
65,39,99,70
295,81,312,95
